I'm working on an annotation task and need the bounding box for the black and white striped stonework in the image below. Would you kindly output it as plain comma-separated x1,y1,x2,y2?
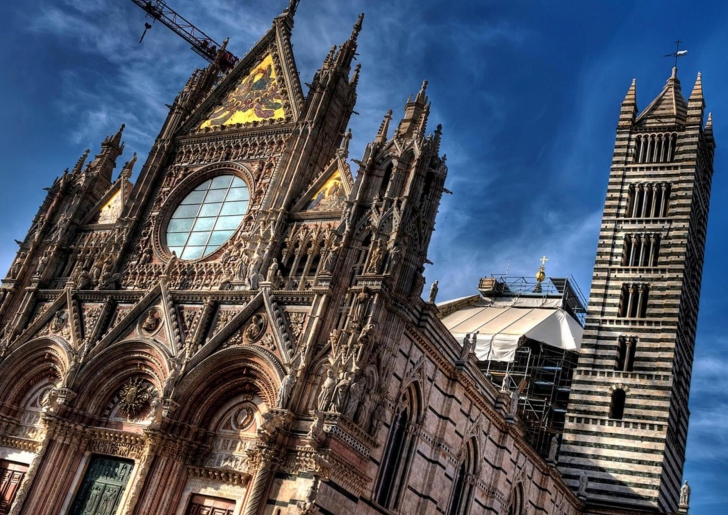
558,70,715,513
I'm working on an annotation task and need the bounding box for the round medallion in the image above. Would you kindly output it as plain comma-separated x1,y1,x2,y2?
166,175,250,260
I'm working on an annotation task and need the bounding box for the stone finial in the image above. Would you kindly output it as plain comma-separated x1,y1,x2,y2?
72,149,90,174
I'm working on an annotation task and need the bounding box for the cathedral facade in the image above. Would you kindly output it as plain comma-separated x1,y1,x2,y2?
0,4,713,515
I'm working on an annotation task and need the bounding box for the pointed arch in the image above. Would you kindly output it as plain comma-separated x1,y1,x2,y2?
374,381,421,510
171,346,284,428
0,336,71,413
508,482,525,515
71,338,172,418
447,437,478,515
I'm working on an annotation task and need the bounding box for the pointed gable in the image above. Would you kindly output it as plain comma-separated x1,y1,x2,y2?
293,146,354,218
200,53,286,128
185,10,305,134
635,67,688,127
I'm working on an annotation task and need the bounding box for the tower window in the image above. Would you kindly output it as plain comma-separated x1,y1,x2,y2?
609,389,626,420
625,183,670,218
633,133,677,163
618,283,649,318
616,336,637,372
622,234,659,267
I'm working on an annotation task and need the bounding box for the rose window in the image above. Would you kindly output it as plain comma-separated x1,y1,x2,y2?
166,175,249,260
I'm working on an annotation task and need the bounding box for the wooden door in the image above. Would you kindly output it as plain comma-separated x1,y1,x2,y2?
184,494,236,515
0,460,28,515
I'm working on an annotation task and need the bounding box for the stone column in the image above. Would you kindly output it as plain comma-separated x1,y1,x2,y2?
242,447,280,515
121,439,157,515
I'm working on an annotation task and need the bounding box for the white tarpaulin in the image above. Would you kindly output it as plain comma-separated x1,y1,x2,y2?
441,306,583,362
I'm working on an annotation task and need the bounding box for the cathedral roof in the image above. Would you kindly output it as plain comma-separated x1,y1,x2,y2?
635,67,688,127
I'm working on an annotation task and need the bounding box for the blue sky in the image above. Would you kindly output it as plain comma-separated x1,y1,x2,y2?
0,0,726,511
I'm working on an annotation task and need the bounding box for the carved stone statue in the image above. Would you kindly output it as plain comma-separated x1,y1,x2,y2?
547,435,558,463
307,408,326,444
317,370,337,411
577,471,588,496
141,309,161,333
428,280,439,303
509,389,519,419
261,258,276,285
246,252,261,290
679,480,690,506
331,372,353,413
276,367,297,409
351,288,370,328
344,376,364,419
323,239,342,273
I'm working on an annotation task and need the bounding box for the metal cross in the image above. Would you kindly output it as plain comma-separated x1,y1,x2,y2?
664,39,687,69
540,256,548,266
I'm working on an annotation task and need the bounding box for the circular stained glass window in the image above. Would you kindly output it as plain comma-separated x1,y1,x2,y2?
166,175,249,260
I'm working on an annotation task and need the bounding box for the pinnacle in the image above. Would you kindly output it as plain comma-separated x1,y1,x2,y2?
622,78,637,106
351,13,364,40
689,71,703,101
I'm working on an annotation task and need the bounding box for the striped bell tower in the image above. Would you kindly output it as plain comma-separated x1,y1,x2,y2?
558,68,715,513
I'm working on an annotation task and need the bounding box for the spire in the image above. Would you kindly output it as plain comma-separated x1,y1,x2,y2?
278,0,299,27
104,124,125,150
72,149,90,175
375,110,393,143
687,72,705,126
351,12,364,42
635,68,687,127
396,80,431,138
689,71,703,100
120,152,137,180
334,13,364,70
618,78,637,128
705,112,715,143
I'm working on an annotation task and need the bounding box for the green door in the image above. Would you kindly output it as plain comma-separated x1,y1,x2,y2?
69,456,134,515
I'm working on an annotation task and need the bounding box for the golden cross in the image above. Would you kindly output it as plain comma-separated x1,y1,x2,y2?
540,256,548,266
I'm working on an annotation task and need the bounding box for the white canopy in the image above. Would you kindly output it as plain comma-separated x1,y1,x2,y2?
441,306,583,362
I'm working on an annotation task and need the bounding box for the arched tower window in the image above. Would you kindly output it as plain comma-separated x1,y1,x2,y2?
618,283,649,318
609,389,626,419
447,439,477,515
624,183,670,218
616,336,637,372
375,385,420,509
622,234,660,267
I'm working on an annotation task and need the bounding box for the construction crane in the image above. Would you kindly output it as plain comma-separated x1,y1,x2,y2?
129,0,239,72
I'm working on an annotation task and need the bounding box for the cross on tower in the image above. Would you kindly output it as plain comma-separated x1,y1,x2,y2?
540,255,548,267
664,39,688,69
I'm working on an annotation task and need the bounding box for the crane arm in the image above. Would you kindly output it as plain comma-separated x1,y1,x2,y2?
129,0,238,70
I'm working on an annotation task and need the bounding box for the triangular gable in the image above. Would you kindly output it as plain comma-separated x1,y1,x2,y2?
199,53,286,128
82,176,132,226
182,15,304,135
635,71,687,127
292,152,353,216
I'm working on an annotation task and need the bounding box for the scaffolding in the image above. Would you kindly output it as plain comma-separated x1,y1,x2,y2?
475,274,585,459
485,340,578,458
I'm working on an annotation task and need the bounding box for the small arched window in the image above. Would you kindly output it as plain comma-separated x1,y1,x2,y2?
609,389,626,419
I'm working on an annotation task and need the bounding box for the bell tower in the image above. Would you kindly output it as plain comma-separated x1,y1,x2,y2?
559,69,715,512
